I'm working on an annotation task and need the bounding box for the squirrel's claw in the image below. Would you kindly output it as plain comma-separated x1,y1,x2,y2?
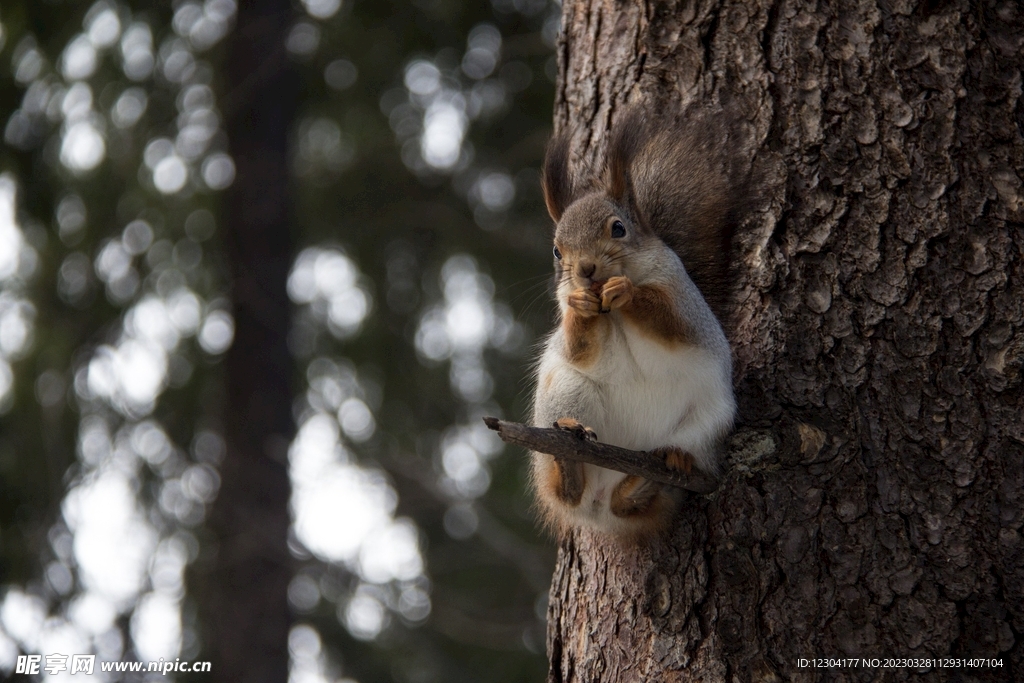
567,288,602,318
600,275,634,312
554,417,598,442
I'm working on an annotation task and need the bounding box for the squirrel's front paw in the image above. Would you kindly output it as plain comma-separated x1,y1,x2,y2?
653,446,694,474
567,288,602,318
600,276,634,312
554,417,598,441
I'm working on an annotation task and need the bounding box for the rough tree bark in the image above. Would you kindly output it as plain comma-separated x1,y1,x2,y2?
199,1,296,681
545,1,1023,681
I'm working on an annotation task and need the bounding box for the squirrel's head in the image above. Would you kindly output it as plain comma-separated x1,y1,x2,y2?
542,121,656,291
549,193,646,289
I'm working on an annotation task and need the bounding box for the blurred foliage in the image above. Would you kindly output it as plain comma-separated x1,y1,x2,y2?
0,0,559,681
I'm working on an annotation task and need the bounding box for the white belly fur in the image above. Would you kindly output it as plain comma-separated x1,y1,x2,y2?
535,313,734,528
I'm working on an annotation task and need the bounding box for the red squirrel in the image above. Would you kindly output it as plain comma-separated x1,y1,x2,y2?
530,108,745,538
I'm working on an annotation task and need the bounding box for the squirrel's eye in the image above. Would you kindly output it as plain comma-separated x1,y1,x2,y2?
611,220,626,238
553,246,562,260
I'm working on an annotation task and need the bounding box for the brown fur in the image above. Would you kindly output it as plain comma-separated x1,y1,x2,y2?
620,283,693,346
543,455,585,506
608,475,661,517
535,461,677,540
562,305,604,366
609,478,678,538
533,455,584,536
653,446,695,473
542,136,574,221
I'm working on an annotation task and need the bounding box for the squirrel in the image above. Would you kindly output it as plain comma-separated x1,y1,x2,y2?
530,107,745,538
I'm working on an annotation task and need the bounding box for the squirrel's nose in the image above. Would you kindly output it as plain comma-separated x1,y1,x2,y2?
577,262,596,280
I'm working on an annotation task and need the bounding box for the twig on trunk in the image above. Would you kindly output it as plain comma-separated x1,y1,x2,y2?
482,417,719,494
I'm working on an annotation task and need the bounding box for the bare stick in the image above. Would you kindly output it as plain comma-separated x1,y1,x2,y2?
482,417,719,494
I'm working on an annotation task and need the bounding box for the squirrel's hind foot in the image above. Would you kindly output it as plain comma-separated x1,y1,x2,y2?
609,475,661,518
653,446,695,474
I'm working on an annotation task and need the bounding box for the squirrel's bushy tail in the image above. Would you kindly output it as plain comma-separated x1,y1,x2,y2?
608,108,748,327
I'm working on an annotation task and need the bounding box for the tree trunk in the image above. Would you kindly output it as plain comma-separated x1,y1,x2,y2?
545,1,1023,681
201,1,296,681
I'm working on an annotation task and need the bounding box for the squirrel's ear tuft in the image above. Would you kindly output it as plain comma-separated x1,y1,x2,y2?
542,135,573,222
606,110,646,205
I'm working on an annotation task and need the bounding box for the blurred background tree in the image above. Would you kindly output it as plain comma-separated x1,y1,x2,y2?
0,0,560,680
